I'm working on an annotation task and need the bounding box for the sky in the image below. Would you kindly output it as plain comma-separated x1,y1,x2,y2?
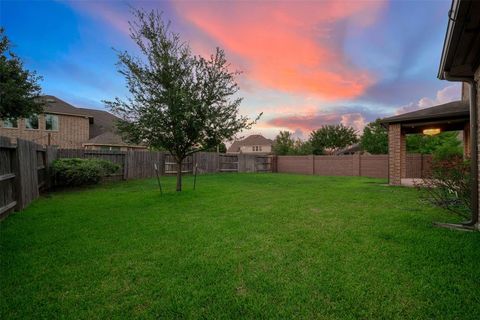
0,0,459,140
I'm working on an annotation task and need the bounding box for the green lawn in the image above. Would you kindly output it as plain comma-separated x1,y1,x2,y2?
1,174,480,319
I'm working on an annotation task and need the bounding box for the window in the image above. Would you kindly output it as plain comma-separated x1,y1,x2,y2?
45,114,59,131
3,118,18,128
252,145,261,152
100,146,121,151
25,114,39,129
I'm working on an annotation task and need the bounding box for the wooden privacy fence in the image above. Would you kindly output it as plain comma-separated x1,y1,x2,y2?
0,137,55,219
276,154,432,179
56,150,273,179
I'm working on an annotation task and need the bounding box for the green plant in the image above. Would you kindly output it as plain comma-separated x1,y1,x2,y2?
415,154,471,219
52,158,120,187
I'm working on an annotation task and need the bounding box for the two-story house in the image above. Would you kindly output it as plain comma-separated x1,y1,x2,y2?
0,95,145,150
227,134,273,154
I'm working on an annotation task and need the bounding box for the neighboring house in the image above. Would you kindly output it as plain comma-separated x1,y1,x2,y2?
334,143,364,156
227,134,273,154
0,95,145,150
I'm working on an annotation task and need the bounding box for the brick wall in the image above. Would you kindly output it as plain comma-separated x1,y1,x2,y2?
0,114,90,148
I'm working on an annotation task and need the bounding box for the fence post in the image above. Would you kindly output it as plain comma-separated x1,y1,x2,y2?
311,155,315,175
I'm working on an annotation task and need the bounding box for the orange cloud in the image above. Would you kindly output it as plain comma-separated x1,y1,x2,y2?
173,0,385,100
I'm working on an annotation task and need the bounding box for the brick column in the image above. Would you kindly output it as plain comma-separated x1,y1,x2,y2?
463,122,471,159
388,124,405,185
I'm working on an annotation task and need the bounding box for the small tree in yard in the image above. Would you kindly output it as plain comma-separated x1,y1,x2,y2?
309,124,358,155
106,10,258,191
0,28,43,119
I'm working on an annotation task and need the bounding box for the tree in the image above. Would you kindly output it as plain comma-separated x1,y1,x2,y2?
406,131,462,155
309,124,358,155
272,131,295,155
0,28,43,119
105,10,258,191
360,119,388,154
205,142,227,153
292,139,313,155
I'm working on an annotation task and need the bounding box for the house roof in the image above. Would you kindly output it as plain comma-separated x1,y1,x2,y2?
381,100,469,124
41,95,143,147
84,131,128,146
77,107,120,138
41,95,92,118
438,0,480,79
227,134,273,153
334,143,362,155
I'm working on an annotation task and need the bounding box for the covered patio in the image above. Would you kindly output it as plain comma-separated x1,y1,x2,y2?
382,100,469,186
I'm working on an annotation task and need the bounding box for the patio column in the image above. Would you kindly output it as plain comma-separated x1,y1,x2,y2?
388,124,406,185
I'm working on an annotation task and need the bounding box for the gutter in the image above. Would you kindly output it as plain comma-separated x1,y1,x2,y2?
443,72,478,227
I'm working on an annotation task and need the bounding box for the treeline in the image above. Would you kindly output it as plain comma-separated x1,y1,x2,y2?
273,119,463,156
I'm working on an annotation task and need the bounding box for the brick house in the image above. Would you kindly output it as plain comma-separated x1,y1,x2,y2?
227,134,273,154
0,95,145,150
434,0,479,228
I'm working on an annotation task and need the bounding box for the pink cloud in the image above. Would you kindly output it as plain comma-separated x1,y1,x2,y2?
396,84,461,115
173,0,386,100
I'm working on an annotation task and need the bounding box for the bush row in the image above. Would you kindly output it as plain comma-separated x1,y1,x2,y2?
52,158,120,187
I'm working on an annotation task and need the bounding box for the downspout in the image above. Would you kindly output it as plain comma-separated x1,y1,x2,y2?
443,72,478,226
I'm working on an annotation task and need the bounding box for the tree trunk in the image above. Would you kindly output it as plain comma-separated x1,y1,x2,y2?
176,158,183,192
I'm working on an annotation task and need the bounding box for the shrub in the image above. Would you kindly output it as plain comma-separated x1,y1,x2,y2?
52,158,120,187
415,154,471,219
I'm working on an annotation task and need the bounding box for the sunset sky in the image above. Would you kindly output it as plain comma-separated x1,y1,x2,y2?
1,0,459,139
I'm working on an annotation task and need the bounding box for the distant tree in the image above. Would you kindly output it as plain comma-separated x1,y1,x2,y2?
360,119,388,154
292,139,313,155
0,28,43,119
272,131,295,155
309,124,358,155
407,132,462,156
205,142,227,153
105,9,258,191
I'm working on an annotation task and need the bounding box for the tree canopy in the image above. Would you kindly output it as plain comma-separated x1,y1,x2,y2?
0,28,43,119
272,131,295,155
360,119,388,154
105,10,258,191
309,124,358,155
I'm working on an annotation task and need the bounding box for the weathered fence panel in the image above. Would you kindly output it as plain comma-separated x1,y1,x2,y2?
16,139,40,210
127,151,164,179
219,154,239,172
255,155,273,172
195,152,219,174
0,137,16,218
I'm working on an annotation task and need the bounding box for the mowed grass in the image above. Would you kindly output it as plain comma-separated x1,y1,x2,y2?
1,173,480,319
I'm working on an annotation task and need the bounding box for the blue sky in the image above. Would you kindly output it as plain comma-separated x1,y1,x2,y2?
1,0,459,138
